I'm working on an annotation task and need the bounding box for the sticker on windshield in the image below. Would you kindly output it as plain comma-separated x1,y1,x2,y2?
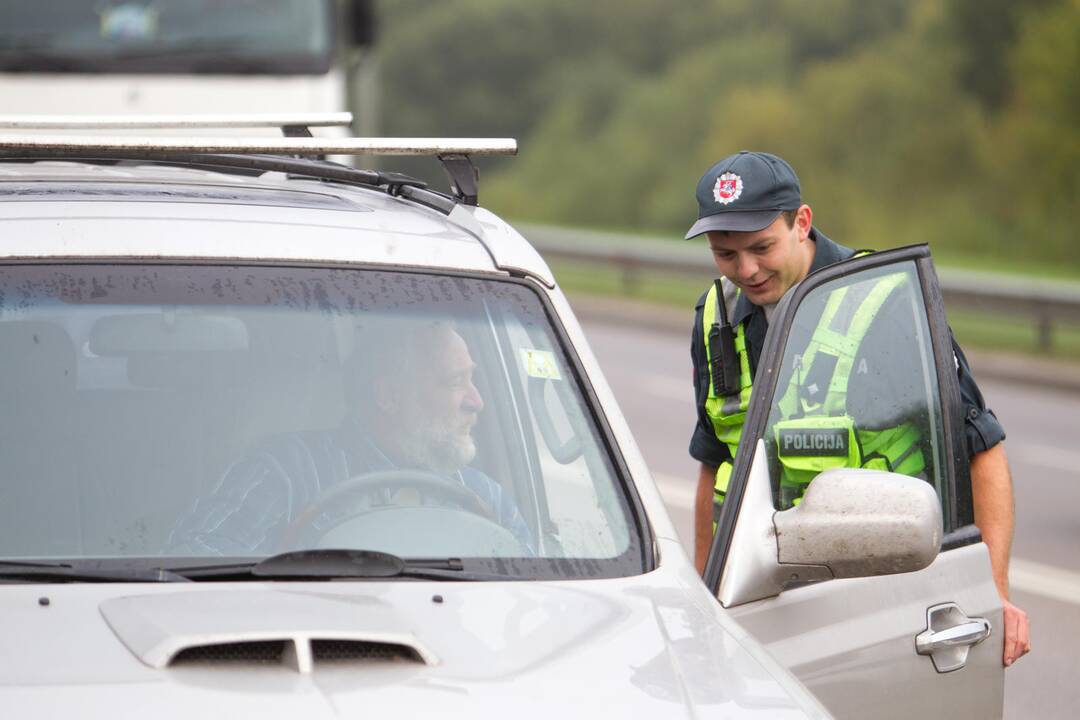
100,4,160,41
521,349,561,380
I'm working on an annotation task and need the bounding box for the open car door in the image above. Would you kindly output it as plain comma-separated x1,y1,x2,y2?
703,246,1004,718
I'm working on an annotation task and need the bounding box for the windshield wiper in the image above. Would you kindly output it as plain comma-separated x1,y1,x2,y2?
0,49,85,72
172,549,505,581
0,560,191,584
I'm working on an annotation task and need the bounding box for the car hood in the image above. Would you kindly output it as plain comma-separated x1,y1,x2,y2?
0,562,826,718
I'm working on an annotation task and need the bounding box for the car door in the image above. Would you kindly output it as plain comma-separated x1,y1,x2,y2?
703,246,1004,719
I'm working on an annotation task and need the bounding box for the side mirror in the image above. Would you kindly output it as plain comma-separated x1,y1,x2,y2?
774,469,942,578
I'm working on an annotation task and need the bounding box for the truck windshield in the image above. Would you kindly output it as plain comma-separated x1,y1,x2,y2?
0,264,646,580
0,0,335,74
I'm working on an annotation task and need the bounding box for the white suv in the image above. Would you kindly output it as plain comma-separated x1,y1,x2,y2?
0,115,1002,718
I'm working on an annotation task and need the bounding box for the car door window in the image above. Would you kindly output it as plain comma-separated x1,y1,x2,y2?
762,261,949,518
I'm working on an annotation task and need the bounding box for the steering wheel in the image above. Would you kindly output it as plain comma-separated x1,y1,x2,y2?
280,469,495,549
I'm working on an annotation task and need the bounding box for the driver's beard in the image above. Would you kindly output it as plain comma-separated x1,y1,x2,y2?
395,408,477,475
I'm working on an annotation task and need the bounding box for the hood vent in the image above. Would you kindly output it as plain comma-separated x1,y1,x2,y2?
170,640,287,666
311,638,423,664
168,638,424,672
101,590,438,672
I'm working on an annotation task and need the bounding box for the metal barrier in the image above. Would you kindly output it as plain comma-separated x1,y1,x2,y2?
520,224,1080,353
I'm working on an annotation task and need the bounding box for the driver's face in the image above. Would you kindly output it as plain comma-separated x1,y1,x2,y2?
428,328,484,432
394,327,483,473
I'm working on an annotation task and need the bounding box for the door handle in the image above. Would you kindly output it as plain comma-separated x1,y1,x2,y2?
917,619,991,654
915,602,992,673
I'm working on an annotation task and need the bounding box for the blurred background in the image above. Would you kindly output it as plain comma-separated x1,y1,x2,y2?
381,0,1079,266
376,0,1080,361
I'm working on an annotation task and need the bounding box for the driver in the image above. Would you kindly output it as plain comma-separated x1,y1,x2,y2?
168,317,532,555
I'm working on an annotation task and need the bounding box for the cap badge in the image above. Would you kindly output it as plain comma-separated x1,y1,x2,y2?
713,172,743,205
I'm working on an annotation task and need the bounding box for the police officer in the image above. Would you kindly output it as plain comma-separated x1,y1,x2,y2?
686,151,1030,667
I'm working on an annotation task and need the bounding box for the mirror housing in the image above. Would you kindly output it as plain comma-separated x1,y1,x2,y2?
774,468,942,578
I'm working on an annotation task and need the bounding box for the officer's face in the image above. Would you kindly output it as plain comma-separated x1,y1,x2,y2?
706,206,814,306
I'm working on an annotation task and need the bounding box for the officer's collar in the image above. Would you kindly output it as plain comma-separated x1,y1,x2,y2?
731,226,850,326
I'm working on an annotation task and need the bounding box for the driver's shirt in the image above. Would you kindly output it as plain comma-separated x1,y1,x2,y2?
168,418,532,555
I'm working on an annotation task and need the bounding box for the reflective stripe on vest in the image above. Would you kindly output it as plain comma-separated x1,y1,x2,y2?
772,269,925,504
703,260,925,511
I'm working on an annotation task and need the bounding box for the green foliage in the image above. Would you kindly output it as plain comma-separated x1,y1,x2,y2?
378,0,1079,267
975,0,1080,263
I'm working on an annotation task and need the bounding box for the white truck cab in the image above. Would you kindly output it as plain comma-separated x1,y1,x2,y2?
0,1,374,129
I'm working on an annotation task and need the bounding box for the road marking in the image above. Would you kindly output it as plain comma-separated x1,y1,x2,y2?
1008,444,1080,475
1010,558,1080,606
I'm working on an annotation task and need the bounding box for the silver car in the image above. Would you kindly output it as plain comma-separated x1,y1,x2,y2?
0,115,1002,718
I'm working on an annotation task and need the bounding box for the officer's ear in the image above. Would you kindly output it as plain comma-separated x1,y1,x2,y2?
794,204,813,242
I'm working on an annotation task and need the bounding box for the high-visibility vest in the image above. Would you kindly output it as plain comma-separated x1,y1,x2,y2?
703,267,926,517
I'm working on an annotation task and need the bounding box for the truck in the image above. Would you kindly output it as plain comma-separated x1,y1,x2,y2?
0,1,376,134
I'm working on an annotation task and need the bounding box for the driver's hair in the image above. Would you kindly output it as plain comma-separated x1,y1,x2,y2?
344,314,458,422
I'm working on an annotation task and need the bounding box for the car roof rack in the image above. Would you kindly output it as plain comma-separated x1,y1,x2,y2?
0,112,354,133
0,113,517,206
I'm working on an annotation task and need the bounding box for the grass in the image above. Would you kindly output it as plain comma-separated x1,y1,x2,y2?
944,308,1080,360
924,250,1080,284
549,259,1080,362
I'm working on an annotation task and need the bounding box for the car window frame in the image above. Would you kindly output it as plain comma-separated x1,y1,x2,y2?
703,245,977,592
0,257,656,578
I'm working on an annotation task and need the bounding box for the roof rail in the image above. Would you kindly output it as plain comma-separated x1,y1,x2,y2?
0,134,517,157
0,135,516,206
0,113,354,131
0,114,517,206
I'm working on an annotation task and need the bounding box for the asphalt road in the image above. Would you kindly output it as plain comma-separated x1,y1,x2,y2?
579,316,1080,720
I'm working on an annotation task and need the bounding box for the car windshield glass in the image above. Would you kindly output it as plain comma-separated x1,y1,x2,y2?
0,0,334,74
0,264,644,579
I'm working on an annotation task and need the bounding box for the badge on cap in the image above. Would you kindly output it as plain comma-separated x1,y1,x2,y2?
713,172,743,205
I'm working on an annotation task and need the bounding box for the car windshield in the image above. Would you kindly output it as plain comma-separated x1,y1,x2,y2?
0,264,645,579
0,0,334,74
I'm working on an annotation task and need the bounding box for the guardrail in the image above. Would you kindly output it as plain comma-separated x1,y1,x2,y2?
520,224,1080,353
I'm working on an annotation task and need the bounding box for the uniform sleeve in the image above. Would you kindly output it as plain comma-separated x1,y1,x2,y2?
689,290,732,468
849,289,1005,460
952,334,1006,457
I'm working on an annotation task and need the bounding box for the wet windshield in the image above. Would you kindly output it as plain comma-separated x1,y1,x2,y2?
0,264,645,579
0,0,334,74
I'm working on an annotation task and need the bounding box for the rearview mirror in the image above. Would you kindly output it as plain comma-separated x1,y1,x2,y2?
774,469,942,578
